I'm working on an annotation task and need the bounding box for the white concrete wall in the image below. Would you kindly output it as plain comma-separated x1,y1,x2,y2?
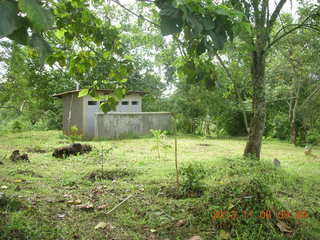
95,112,172,139
114,94,142,112
82,94,142,138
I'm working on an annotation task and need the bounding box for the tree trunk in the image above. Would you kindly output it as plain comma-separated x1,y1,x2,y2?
244,49,266,159
290,96,299,145
290,121,297,145
290,80,301,145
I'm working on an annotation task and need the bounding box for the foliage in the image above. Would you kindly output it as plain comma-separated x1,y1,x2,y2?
155,0,247,50
0,0,53,62
98,146,114,173
150,129,171,161
180,162,207,196
10,120,23,133
176,56,218,90
270,113,290,140
306,131,320,146
69,125,82,142
47,0,135,112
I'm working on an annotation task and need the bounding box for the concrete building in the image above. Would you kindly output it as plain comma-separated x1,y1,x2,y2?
53,89,172,139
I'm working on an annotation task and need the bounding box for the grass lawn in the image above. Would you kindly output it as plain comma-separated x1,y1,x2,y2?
0,131,319,240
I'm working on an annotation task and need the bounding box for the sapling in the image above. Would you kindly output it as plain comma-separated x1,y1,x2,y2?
150,129,171,161
99,146,114,174
69,125,81,143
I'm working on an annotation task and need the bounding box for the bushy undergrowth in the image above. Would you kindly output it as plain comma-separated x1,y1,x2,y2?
306,131,320,146
0,114,61,135
155,157,316,239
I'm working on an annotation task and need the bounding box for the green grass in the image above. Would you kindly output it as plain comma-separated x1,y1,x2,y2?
0,131,319,239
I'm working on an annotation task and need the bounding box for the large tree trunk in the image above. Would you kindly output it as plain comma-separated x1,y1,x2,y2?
244,49,266,159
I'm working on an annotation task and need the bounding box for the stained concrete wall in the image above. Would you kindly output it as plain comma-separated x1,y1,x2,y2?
62,93,84,135
95,112,172,139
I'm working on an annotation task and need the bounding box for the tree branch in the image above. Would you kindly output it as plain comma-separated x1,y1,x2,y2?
267,0,287,30
112,0,159,27
266,10,318,51
111,0,186,56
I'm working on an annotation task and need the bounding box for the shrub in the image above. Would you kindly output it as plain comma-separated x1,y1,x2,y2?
306,131,320,146
180,162,207,196
32,118,49,131
11,120,23,132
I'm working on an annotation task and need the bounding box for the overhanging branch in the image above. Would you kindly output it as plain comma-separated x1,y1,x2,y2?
111,0,186,56
267,0,287,30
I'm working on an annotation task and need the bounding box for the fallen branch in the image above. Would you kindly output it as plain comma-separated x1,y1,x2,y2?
105,194,134,215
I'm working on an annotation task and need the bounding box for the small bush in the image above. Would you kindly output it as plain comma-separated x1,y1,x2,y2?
32,118,49,131
11,120,23,133
306,131,320,146
69,125,82,142
180,163,207,197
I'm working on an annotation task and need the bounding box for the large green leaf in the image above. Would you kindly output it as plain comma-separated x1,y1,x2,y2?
8,24,29,45
187,15,203,35
157,0,183,36
100,97,118,113
30,33,51,64
0,0,19,38
18,0,54,32
159,15,183,36
78,89,89,97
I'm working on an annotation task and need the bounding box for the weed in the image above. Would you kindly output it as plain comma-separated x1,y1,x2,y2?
9,168,42,178
87,168,137,181
99,146,114,173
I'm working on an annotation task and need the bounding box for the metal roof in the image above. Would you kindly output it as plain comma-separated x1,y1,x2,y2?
52,89,146,98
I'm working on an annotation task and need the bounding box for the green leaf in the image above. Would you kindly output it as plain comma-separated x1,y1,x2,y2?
18,0,54,32
78,89,89,98
214,6,231,16
196,39,206,55
100,98,118,113
8,26,29,45
188,16,203,35
157,2,183,36
0,0,20,38
30,33,51,64
113,88,126,100
159,15,183,36
55,29,66,39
